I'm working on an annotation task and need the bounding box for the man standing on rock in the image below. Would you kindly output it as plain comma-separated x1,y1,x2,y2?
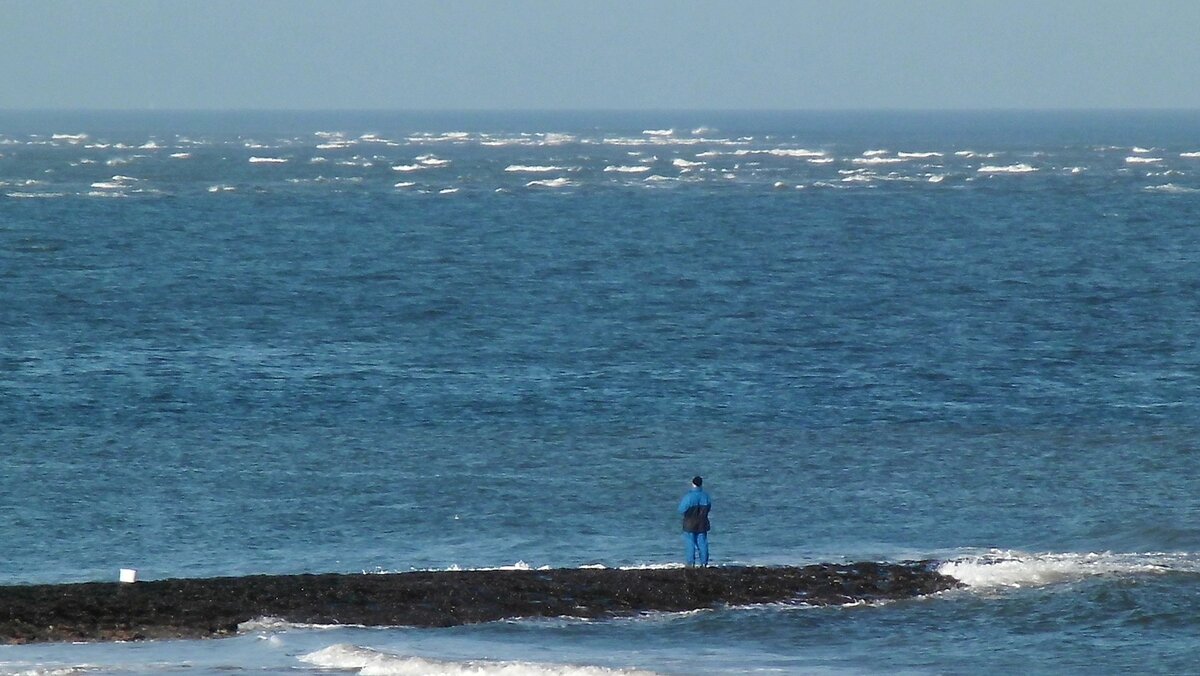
678,476,712,566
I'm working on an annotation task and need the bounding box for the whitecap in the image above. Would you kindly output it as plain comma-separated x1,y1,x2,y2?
505,165,567,173
90,176,139,190
604,165,651,173
6,191,65,199
207,185,236,192
897,151,943,158
1180,151,1200,158
139,140,160,149
438,187,459,194
168,152,191,159
852,156,908,165
1125,156,1163,164
643,128,674,136
51,133,88,142
840,173,875,183
248,156,288,164
1131,146,1154,153
862,149,889,157
359,133,399,143
977,163,1037,174
416,154,450,167
927,174,946,183
541,132,577,145
393,181,416,188
671,158,705,168
391,164,424,172
525,177,573,188
1144,183,1200,193
733,148,826,158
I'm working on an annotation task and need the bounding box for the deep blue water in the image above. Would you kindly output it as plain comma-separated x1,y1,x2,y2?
1,111,1199,675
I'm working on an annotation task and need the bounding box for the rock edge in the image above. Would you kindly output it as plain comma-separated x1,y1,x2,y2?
0,562,960,644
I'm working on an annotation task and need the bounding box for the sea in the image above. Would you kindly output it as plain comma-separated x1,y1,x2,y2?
1,110,1199,675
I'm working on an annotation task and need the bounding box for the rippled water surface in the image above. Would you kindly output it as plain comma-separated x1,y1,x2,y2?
1,111,1199,675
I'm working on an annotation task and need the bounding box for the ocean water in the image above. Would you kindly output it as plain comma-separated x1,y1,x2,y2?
1,110,1199,674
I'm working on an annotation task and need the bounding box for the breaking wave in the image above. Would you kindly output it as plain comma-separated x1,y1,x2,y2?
938,550,1200,590
301,644,658,676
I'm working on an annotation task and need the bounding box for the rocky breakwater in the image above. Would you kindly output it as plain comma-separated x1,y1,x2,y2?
0,562,960,644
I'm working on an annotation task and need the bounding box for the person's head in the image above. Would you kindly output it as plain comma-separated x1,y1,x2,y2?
691,476,703,488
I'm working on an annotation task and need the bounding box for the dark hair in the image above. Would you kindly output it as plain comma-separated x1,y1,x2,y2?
692,476,703,487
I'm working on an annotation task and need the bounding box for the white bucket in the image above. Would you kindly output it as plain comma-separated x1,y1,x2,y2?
119,568,137,583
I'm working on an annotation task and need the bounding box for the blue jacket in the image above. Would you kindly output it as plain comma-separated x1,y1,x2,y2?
678,488,712,533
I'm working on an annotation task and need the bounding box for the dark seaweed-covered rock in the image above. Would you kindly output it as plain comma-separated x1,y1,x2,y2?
0,562,960,644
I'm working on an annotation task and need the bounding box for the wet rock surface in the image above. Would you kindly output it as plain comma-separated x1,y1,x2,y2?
0,562,960,644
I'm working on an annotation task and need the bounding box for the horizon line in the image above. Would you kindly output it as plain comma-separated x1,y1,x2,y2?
2,107,1199,115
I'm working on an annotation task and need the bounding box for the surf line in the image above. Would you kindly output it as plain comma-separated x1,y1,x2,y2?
0,562,960,644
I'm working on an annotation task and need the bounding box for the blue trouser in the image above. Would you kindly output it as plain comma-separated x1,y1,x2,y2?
683,531,709,566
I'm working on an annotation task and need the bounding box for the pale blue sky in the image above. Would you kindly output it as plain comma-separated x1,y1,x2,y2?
2,0,1198,110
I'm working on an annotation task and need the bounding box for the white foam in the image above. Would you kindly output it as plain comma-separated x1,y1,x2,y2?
0,668,89,676
301,644,659,676
90,175,138,190
168,152,191,159
438,188,459,194
393,181,416,188
541,133,577,146
6,192,65,199
391,164,424,172
1131,146,1154,153
207,185,236,193
249,156,288,164
1144,183,1200,193
851,156,907,165
977,163,1037,174
51,133,88,142
840,173,875,183
938,550,1200,590
671,158,705,168
733,148,826,158
416,154,450,167
897,151,943,158
505,165,568,173
862,149,889,157
526,178,574,188
1180,151,1200,158
365,561,682,575
1125,156,1163,164
603,165,650,173
642,128,674,136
